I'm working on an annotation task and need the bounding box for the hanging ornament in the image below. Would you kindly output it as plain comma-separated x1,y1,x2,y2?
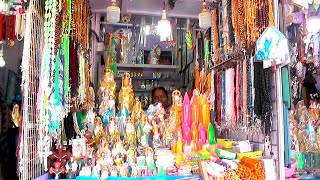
198,0,211,29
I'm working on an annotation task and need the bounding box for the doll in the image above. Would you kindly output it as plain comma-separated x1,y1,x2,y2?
119,164,129,177
110,166,118,177
126,146,136,166
125,117,137,146
112,140,126,162
131,164,139,177
98,68,117,99
118,72,134,113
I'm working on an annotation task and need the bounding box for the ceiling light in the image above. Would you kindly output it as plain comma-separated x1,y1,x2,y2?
107,0,120,23
0,45,5,67
307,16,320,33
198,0,211,29
158,1,172,42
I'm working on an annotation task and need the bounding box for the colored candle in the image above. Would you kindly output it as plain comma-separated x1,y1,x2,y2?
182,93,192,128
191,90,200,126
208,123,216,145
176,138,183,153
199,123,206,144
202,96,210,134
191,122,198,142
199,95,204,125
195,67,200,90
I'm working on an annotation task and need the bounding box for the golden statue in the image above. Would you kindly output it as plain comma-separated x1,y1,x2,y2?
98,68,117,99
169,90,183,128
118,72,134,113
12,104,21,128
107,117,120,144
124,117,137,146
131,99,143,125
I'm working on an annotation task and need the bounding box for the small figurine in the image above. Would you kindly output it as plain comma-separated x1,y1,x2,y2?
118,72,135,113
148,44,161,64
107,117,120,144
126,146,136,166
97,137,110,157
100,165,109,179
110,166,118,177
49,161,66,179
98,68,117,99
66,156,78,179
152,119,161,148
99,90,116,125
145,147,156,175
142,114,152,147
112,140,126,162
124,117,137,146
85,130,95,146
12,104,21,128
92,165,101,178
131,164,139,177
131,98,144,125
72,138,86,159
119,164,129,177
117,107,130,137
170,90,183,128
94,117,105,139
86,144,94,159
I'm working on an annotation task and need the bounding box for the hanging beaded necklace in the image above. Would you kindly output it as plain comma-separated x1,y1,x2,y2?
211,8,220,65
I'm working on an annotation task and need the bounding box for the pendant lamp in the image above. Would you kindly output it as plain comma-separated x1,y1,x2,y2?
0,45,5,67
307,16,320,33
158,1,172,42
198,0,211,29
107,0,121,23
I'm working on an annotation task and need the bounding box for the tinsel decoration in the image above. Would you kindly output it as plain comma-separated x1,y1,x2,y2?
106,33,117,75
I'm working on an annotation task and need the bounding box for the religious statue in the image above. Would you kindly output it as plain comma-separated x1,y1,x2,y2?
99,90,115,126
86,144,94,159
117,106,130,137
131,164,139,177
170,90,183,128
126,146,136,166
119,164,129,177
49,161,66,179
118,72,134,113
100,166,109,179
65,157,78,179
12,104,21,128
112,140,126,162
85,130,95,146
152,119,161,148
142,114,152,147
110,166,118,177
94,117,105,139
131,98,144,125
98,68,116,99
124,117,137,146
97,137,110,157
107,117,120,144
145,147,156,175
148,44,161,65
49,144,72,162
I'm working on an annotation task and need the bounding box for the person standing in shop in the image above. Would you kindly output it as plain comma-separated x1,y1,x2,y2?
151,87,171,115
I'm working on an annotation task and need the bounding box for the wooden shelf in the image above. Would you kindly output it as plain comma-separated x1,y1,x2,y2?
115,77,175,81
116,63,177,70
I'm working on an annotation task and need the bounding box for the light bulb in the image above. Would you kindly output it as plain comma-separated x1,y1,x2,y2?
198,1,211,29
158,9,172,42
107,0,120,23
307,16,320,33
0,49,4,67
0,56,5,67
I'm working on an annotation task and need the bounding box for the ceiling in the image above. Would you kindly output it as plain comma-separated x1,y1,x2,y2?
90,0,214,19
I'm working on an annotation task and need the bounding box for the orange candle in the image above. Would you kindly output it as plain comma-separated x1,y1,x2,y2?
199,95,204,125
195,67,200,90
202,97,210,133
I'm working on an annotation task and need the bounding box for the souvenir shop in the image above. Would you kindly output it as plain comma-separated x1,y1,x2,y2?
1,0,318,180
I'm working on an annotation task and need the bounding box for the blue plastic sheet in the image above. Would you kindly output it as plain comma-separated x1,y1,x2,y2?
49,175,201,180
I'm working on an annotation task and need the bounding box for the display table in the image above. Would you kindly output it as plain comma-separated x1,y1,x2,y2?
49,175,202,180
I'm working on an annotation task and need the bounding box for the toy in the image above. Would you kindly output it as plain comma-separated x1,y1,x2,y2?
49,161,66,179
118,72,134,113
125,117,137,146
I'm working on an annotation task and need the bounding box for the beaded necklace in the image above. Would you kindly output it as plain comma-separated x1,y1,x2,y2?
0,14,3,41
237,0,246,48
235,63,241,126
78,50,86,104
221,70,226,128
211,8,220,65
222,0,230,53
216,71,222,126
225,68,235,128
242,57,248,128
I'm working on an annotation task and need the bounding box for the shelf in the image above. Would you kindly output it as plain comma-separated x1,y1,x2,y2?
116,89,173,93
115,77,175,81
116,63,177,69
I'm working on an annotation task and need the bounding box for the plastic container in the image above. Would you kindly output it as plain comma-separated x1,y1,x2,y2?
236,150,263,159
285,158,297,178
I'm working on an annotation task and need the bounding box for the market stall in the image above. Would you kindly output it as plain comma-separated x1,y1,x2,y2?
3,0,293,179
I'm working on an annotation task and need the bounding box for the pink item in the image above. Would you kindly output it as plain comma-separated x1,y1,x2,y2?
285,158,297,178
183,93,192,128
199,123,206,144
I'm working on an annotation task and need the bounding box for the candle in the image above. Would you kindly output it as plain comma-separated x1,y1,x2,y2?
199,123,206,144
183,93,192,128
208,123,216,145
202,96,210,134
191,89,200,127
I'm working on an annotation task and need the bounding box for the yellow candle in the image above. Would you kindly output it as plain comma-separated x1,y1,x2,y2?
176,138,183,153
202,97,210,134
